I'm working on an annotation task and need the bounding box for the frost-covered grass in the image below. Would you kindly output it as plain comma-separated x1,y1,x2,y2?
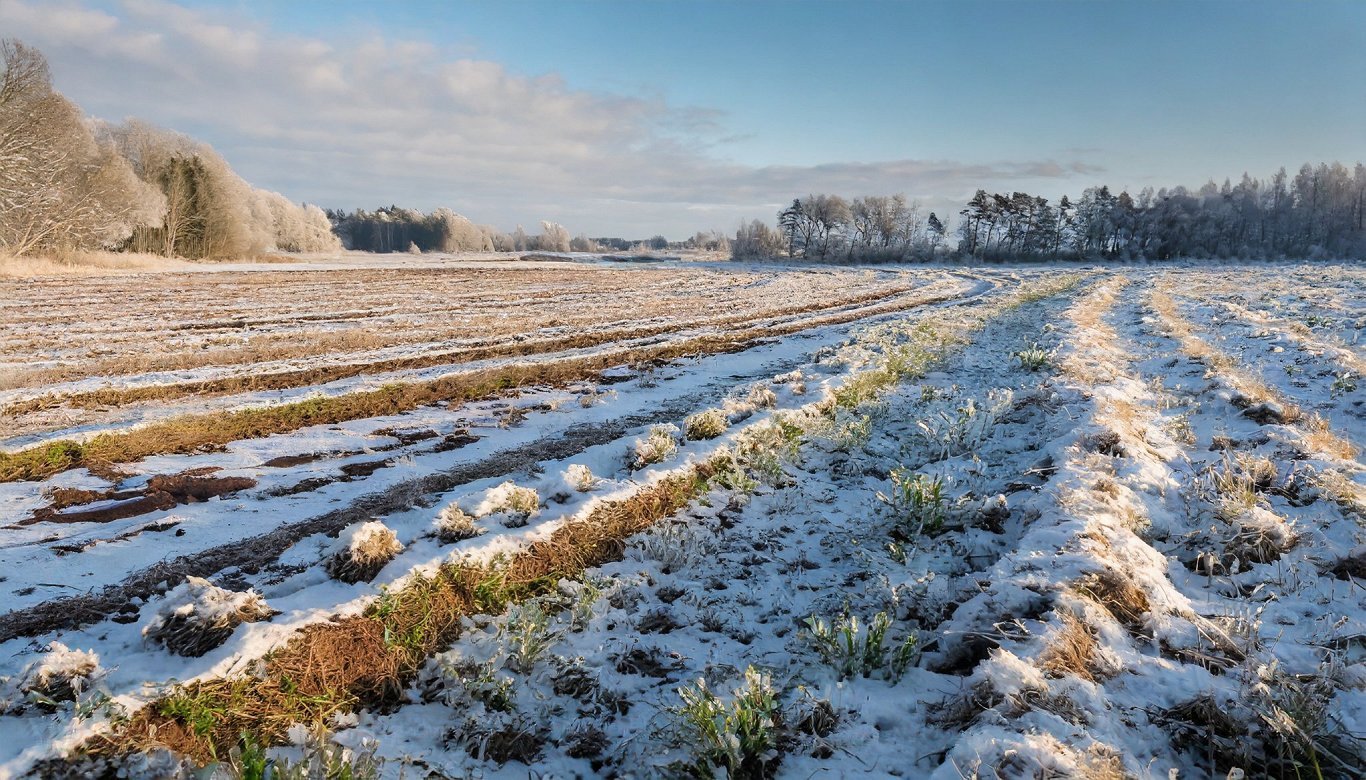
326,521,403,584
630,423,680,468
683,408,729,441
9,267,1366,779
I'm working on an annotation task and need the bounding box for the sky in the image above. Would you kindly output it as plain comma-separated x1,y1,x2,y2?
3,0,1364,237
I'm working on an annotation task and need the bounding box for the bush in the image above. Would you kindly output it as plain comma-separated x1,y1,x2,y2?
684,409,729,441
326,521,403,584
433,502,482,543
631,424,680,469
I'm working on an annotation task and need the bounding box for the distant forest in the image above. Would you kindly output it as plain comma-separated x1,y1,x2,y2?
734,163,1366,263
5,36,1361,264
0,40,583,259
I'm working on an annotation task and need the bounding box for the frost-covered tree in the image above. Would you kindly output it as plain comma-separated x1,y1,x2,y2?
732,219,784,259
535,221,571,252
0,39,163,255
257,190,341,252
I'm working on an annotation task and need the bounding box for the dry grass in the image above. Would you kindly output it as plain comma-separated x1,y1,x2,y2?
1,279,927,402
1060,276,1128,381
1038,610,1102,682
1302,413,1360,461
142,578,275,658
326,522,403,584
432,504,480,542
1073,568,1151,634
0,250,197,279
684,409,730,441
87,455,729,762
2,284,971,483
1151,285,1357,463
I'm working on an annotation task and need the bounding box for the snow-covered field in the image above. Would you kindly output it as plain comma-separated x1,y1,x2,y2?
0,259,1362,779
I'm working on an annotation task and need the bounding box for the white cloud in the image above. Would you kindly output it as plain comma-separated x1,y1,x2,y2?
0,0,1101,235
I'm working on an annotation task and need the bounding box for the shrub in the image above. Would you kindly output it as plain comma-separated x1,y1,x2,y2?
326,521,403,584
685,409,729,441
433,502,482,543
631,424,680,469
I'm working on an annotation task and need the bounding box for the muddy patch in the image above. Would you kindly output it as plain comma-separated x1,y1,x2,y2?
19,474,257,527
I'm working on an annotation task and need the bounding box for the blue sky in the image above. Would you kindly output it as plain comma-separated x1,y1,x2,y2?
5,0,1364,236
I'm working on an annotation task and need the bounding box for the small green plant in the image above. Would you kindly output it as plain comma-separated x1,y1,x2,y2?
912,390,1012,461
803,612,918,681
1331,372,1358,398
273,728,382,780
710,453,758,495
886,541,907,564
1013,342,1051,372
878,469,947,536
685,409,730,441
830,411,873,452
504,601,555,673
673,666,782,779
157,689,228,738
222,732,270,779
570,578,605,631
436,657,517,713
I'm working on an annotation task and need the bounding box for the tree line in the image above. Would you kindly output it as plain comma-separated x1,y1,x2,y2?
0,39,590,260
0,39,340,259
733,194,947,262
329,207,583,254
735,164,1365,263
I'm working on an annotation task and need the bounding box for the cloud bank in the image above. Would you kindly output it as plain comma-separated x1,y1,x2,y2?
2,0,1103,236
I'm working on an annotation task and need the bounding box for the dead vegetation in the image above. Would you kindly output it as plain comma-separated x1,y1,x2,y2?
1073,568,1151,635
326,522,404,584
84,454,730,762
1038,610,1103,682
1,282,968,483
142,577,275,657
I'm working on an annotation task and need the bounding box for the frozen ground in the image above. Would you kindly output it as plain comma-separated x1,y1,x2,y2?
0,259,1362,779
